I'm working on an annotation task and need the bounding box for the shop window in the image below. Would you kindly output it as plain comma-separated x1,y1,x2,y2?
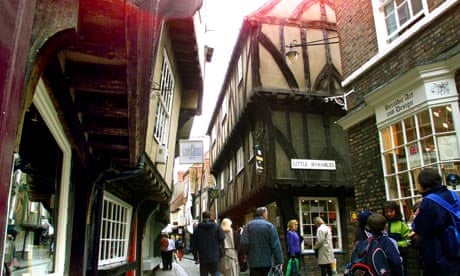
153,50,175,146
98,193,132,267
379,104,460,221
298,198,342,253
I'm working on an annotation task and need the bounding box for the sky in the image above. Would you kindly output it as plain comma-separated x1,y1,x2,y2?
190,0,269,138
174,0,269,177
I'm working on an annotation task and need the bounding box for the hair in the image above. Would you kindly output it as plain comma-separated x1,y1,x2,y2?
358,210,372,229
382,201,403,220
202,211,211,220
287,219,298,231
221,218,233,232
417,168,442,190
255,207,267,217
366,214,387,234
313,216,325,226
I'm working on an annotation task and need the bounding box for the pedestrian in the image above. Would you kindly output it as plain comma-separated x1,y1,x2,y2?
175,236,184,261
219,218,239,276
160,233,169,271
240,206,284,276
166,235,176,270
313,216,335,276
366,213,403,276
354,210,372,242
413,168,460,275
192,211,225,276
382,201,410,275
286,219,302,276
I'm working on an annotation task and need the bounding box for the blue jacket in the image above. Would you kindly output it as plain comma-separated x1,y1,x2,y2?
240,216,284,268
413,185,460,274
286,230,301,257
192,220,225,264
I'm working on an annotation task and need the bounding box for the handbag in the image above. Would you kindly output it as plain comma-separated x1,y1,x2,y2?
268,264,284,276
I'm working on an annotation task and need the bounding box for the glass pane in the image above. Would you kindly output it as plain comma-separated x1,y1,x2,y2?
381,127,392,151
432,105,454,133
383,151,396,174
397,2,410,25
398,172,411,198
404,116,417,142
437,135,460,161
386,175,398,199
417,110,432,137
384,4,397,34
407,142,421,168
400,198,414,222
395,146,407,172
393,122,404,147
441,161,460,189
411,0,423,14
421,137,437,165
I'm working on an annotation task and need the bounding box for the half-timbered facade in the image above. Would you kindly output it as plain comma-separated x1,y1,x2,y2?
0,0,204,275
207,0,355,271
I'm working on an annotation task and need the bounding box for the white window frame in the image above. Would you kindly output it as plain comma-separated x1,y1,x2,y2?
219,171,225,190
372,0,428,49
228,159,233,182
298,197,342,253
33,79,72,275
98,192,133,267
237,146,244,173
379,102,460,221
248,131,254,160
153,50,175,145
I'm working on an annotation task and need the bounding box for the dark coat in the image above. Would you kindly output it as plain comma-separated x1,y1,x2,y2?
240,216,284,268
192,220,225,264
414,185,460,274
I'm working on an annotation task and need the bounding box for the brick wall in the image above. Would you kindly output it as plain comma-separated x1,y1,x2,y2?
334,0,378,77
348,117,386,212
344,3,460,107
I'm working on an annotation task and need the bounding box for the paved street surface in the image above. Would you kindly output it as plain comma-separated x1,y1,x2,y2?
153,253,344,275
153,254,199,276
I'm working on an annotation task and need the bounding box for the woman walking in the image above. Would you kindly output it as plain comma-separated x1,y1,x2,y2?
219,218,239,276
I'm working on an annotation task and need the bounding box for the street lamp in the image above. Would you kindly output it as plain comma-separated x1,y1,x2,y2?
285,36,339,61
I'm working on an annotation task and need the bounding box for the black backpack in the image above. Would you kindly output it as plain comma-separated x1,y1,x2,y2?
349,236,391,276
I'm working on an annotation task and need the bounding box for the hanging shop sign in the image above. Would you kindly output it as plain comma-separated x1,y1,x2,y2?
179,139,203,164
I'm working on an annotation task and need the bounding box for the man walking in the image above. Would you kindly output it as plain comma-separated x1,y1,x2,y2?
240,206,284,276
193,211,225,276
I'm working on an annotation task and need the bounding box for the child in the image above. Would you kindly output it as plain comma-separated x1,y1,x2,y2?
367,214,403,276
382,201,410,275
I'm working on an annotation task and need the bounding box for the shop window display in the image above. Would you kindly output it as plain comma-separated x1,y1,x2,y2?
379,104,460,222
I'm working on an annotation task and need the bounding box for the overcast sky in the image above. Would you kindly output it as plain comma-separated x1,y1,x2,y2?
175,0,268,178
190,0,269,138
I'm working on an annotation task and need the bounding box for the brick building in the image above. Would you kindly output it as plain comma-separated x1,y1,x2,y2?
335,0,460,274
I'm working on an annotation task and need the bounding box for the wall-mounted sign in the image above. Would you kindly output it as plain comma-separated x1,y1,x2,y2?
208,188,219,199
179,140,203,164
291,159,336,170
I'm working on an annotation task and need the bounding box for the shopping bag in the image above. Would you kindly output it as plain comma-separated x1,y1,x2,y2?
286,258,300,276
268,264,284,276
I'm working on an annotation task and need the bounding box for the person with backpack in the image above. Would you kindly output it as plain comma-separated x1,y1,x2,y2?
413,168,460,275
349,213,403,276
313,216,335,276
382,201,410,275
192,211,225,276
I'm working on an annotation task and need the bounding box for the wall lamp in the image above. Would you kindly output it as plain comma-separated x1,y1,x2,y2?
285,36,339,61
